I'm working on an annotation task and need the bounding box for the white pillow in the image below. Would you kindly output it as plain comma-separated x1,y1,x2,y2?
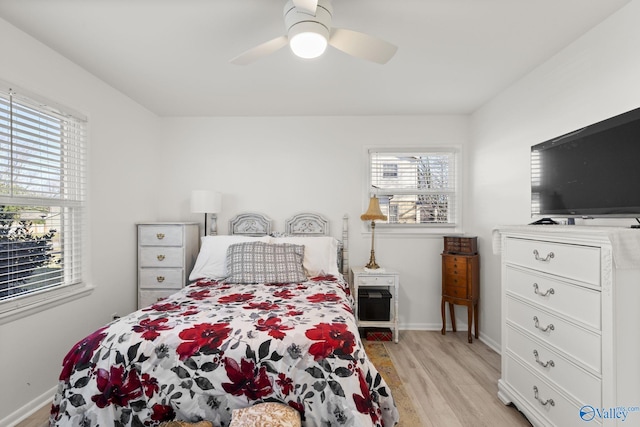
271,236,339,277
189,235,271,281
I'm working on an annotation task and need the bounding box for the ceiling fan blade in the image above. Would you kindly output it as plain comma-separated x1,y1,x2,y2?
329,28,398,64
292,0,318,15
230,35,289,65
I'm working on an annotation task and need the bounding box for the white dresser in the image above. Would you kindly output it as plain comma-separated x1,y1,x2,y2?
497,226,640,427
137,222,199,309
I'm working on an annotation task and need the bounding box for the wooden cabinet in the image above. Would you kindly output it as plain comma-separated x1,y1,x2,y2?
137,222,199,309
350,267,399,343
497,226,640,427
441,236,479,343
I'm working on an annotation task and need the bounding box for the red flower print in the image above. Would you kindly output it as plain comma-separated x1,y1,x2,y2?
59,327,107,381
307,293,342,303
218,293,254,304
276,373,294,395
273,289,295,299
181,305,200,316
288,400,305,419
150,403,175,421
176,322,232,360
244,301,280,311
91,365,143,408
311,274,337,282
352,368,381,425
195,279,219,287
141,373,159,398
187,290,211,300
286,310,304,317
255,317,293,340
221,358,273,400
132,317,172,341
305,322,355,360
148,302,181,312
342,303,353,314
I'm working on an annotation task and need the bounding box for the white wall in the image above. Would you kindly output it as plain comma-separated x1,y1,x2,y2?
155,115,469,331
0,18,161,424
468,0,640,350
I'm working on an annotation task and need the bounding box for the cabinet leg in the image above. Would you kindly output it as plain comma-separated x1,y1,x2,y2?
474,302,479,339
441,298,446,335
467,305,473,343
449,303,456,332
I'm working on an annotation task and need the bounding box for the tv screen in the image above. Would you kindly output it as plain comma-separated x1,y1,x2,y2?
531,107,640,217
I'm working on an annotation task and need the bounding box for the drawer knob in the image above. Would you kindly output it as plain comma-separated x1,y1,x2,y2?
533,350,555,368
157,254,166,261
156,233,165,240
533,386,555,407
533,249,554,262
533,316,555,333
533,283,555,297
156,276,165,283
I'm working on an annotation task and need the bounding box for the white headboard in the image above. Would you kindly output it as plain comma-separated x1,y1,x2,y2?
228,212,349,276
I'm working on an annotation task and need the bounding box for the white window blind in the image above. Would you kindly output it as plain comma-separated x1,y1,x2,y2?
369,149,457,226
0,87,86,303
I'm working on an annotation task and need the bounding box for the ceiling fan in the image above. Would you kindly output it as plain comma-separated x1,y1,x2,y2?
230,0,397,65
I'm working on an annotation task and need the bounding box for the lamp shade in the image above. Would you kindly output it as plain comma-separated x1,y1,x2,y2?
190,190,222,213
361,196,387,221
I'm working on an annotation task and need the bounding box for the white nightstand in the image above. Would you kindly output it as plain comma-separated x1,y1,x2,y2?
350,267,399,343
137,222,199,309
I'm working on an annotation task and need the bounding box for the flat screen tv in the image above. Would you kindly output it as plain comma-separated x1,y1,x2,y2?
531,106,640,218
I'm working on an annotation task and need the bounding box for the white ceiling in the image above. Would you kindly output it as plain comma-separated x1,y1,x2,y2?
0,0,631,117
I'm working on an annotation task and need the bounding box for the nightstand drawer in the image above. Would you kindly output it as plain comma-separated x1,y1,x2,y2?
139,247,184,267
139,268,184,289
357,275,397,287
139,225,184,246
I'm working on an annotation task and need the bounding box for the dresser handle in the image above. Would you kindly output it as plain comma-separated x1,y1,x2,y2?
533,316,554,332
533,283,555,297
157,254,165,261
533,249,554,262
156,276,165,283
533,350,555,368
156,233,165,240
533,386,555,407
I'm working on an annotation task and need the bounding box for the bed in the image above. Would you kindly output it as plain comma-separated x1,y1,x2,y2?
50,213,399,427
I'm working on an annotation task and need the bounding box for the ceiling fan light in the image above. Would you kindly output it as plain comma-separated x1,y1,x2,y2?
289,31,328,59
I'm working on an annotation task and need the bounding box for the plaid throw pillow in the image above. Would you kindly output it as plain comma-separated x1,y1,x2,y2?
226,242,306,284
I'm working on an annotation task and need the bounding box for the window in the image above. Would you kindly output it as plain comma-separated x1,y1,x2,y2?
368,148,458,227
0,85,87,315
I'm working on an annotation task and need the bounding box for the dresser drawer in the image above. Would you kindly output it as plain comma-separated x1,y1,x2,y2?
138,225,184,246
506,325,601,406
139,247,184,267
506,296,601,372
357,275,397,287
504,237,600,285
139,268,184,289
442,256,469,279
504,356,601,427
138,290,177,309
444,285,468,299
505,266,601,329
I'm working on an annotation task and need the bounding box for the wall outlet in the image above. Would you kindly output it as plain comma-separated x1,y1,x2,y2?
111,312,120,320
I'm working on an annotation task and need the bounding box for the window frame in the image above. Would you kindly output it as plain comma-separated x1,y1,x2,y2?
0,81,92,324
364,146,461,235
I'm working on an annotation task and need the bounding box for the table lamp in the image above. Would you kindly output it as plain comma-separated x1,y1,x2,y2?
190,190,222,235
361,195,387,269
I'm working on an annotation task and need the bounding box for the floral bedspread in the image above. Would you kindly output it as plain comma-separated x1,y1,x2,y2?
50,275,399,427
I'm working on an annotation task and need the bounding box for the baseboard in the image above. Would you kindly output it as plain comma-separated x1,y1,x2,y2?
1,385,55,427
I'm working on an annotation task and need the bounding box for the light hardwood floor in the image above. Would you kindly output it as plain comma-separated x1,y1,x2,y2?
17,330,531,427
